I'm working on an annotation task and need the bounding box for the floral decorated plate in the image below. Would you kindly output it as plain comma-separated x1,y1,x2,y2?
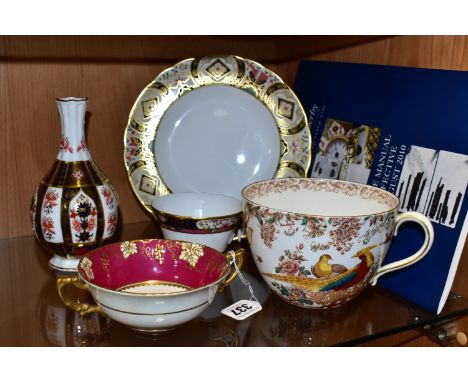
124,55,311,212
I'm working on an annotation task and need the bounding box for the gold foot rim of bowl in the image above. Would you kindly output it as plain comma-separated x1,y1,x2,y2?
129,325,182,334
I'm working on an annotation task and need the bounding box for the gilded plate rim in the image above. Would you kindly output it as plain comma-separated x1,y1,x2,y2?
123,55,312,213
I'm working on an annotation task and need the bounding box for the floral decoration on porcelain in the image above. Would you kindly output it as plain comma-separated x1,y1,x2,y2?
80,257,94,280
275,244,311,277
77,137,87,152
245,202,392,255
141,241,165,265
43,189,59,213
72,169,84,180
152,244,165,264
41,216,56,240
101,186,114,207
69,192,97,243
107,212,118,234
121,241,138,258
195,216,239,231
243,178,397,208
179,242,204,267
243,178,399,308
60,136,73,153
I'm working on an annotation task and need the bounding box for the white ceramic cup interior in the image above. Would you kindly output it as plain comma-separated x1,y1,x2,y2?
152,192,242,218
253,185,399,216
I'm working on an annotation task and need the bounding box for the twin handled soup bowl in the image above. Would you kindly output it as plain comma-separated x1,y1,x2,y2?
57,239,244,332
242,178,434,309
151,192,243,252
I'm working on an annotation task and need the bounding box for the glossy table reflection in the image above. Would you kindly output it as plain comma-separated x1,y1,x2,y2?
1,222,468,346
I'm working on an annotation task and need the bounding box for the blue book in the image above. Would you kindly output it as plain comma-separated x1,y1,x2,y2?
294,60,468,314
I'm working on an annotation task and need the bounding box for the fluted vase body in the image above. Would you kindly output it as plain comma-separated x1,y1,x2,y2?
31,97,120,273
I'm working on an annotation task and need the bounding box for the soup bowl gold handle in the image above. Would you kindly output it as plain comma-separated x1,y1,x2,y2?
56,275,102,316
219,248,245,292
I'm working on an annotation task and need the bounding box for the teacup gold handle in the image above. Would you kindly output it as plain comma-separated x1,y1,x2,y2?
232,225,247,243
371,211,434,285
56,275,102,316
218,248,245,292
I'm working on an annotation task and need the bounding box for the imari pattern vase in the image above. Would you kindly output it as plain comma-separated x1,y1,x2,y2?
31,97,120,274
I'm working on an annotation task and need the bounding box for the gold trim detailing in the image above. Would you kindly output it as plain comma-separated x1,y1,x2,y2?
80,257,94,280
49,263,79,273
128,160,151,175
41,239,103,248
130,326,180,333
275,161,306,178
190,57,201,78
80,273,225,297
218,248,244,292
117,280,193,295
41,160,105,188
234,56,246,79
99,300,209,316
123,55,311,214
61,187,74,247
147,243,165,264
147,81,169,95
56,275,101,316
279,119,307,136
56,97,88,102
152,208,241,222
129,117,148,133
51,159,95,165
265,82,289,97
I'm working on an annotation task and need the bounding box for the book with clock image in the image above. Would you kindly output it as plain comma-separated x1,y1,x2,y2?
294,60,468,314
311,118,381,184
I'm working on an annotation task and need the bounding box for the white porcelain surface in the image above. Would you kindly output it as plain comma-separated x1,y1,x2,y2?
87,281,219,331
56,97,91,162
160,227,235,253
257,188,394,216
155,86,280,198
49,255,80,274
152,192,241,218
97,184,119,239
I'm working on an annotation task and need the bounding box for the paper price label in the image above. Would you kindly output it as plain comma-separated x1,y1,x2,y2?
221,300,262,321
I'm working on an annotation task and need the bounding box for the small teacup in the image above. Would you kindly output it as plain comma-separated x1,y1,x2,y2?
152,193,242,252
242,178,434,309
